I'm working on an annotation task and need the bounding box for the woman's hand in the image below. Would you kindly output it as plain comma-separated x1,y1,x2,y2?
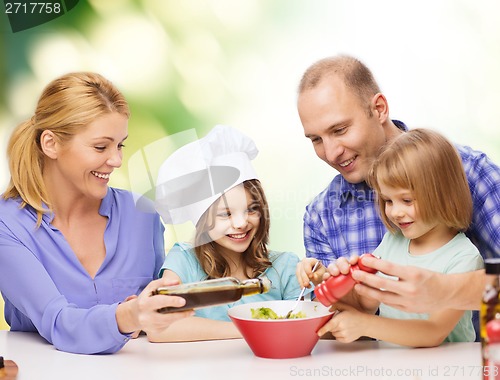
116,278,194,336
123,295,140,338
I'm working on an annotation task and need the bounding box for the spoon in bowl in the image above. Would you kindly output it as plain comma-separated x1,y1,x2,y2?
285,261,320,319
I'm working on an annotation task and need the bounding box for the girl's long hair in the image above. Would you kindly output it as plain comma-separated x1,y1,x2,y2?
367,128,472,233
194,179,271,279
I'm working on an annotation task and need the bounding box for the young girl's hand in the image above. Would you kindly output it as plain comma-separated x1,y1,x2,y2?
319,255,380,313
296,258,326,287
324,255,360,279
317,302,368,343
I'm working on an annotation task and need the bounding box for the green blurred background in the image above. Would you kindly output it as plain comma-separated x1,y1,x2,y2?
1,0,499,258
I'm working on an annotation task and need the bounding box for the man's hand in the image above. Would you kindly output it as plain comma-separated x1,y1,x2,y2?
351,256,453,313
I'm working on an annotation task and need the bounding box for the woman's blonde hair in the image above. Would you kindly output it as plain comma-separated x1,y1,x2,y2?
194,179,271,279
367,128,472,234
3,72,130,225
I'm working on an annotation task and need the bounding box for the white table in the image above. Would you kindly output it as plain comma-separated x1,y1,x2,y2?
0,331,484,380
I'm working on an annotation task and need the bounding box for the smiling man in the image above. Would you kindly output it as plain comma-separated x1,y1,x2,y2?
296,55,500,316
297,55,405,262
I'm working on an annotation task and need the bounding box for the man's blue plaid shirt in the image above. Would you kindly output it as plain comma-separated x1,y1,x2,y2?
304,125,500,265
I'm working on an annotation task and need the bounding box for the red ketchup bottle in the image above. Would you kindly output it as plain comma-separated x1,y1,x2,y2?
314,253,377,306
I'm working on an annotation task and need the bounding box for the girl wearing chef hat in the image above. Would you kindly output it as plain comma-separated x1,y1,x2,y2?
149,125,306,342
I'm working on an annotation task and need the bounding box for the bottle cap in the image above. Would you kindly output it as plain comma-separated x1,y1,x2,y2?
487,319,500,343
258,276,272,293
485,259,500,275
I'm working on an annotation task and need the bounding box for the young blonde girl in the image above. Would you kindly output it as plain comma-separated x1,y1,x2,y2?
316,128,484,347
149,125,304,342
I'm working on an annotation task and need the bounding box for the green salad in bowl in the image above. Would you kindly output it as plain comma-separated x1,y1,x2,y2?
228,300,334,359
250,307,306,320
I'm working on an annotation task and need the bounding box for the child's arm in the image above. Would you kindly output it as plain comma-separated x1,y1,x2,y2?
348,290,380,314
317,304,466,347
146,316,241,342
145,269,242,342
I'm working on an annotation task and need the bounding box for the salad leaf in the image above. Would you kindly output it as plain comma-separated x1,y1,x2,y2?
250,307,306,319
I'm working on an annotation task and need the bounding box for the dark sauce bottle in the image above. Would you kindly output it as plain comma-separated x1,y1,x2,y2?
152,276,272,313
481,259,500,379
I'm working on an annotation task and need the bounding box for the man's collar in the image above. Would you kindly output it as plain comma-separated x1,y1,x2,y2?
393,119,408,132
337,177,375,202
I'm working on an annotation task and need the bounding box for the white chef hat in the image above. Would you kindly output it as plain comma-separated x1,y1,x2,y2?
155,125,259,226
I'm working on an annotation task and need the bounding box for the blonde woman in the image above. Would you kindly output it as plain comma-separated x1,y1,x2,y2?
0,72,191,354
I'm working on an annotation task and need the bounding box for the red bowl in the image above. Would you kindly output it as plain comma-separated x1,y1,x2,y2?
228,300,333,359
